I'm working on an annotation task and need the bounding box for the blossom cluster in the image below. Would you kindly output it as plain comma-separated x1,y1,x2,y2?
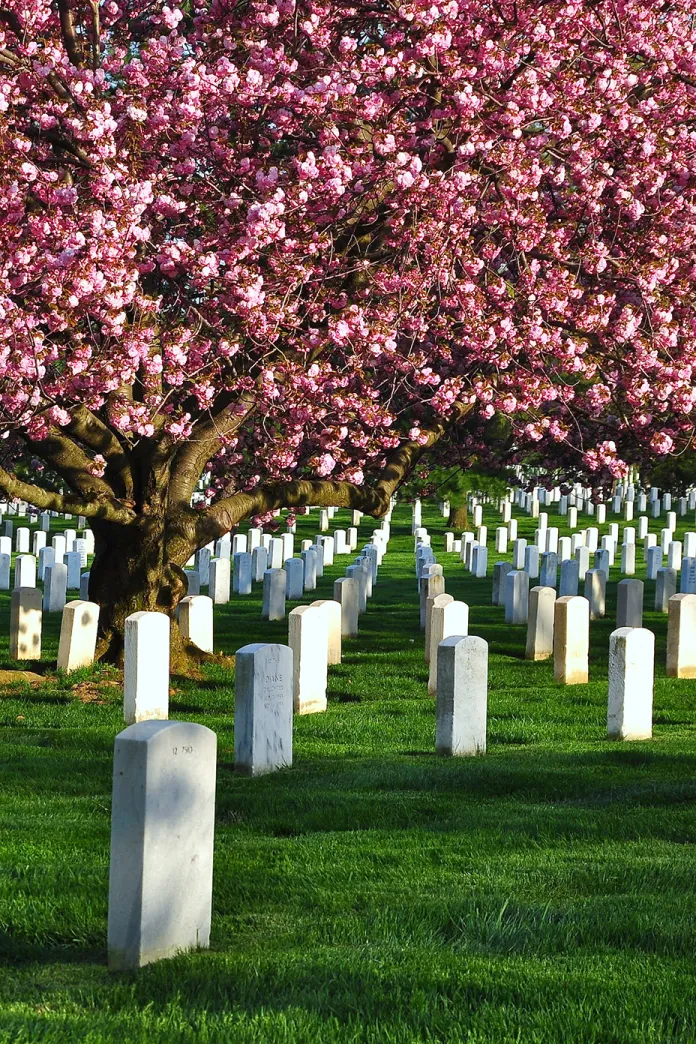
1,0,695,492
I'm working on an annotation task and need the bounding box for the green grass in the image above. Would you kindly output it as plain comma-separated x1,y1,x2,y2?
2,503,696,1042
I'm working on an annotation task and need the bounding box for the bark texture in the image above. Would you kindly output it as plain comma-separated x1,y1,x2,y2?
449,504,469,530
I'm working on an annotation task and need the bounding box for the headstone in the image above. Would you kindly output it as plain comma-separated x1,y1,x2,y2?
495,527,508,554
38,546,55,583
575,545,591,579
49,535,67,567
215,538,231,560
553,596,589,684
209,558,231,604
269,537,284,570
65,550,82,589
57,599,100,671
333,577,359,637
512,538,527,570
436,636,488,756
247,527,262,551
124,611,170,724
472,545,488,578
232,551,252,595
80,572,90,600
289,605,328,714
667,541,683,571
492,561,513,605
559,558,579,597
312,543,325,578
43,562,67,612
584,568,606,619
178,595,213,654
14,554,36,589
428,599,469,694
252,545,268,583
655,567,677,612
259,565,286,621
525,586,555,661
15,526,29,553
524,545,539,580
539,552,558,588
646,546,663,580
504,570,529,625
335,530,349,555
285,557,305,600
107,720,216,970
558,536,572,562
9,587,42,660
607,627,654,741
621,542,636,575
195,548,211,586
593,548,610,578
232,533,247,555
40,511,51,532
346,564,368,613
184,569,201,596
667,593,696,678
680,557,696,594
425,592,453,665
235,643,293,776
363,543,378,582
311,599,342,665
301,548,318,591
420,574,445,629
0,552,9,590
616,578,643,628
319,535,335,567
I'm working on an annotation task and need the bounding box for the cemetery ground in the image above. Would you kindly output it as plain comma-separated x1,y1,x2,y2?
2,506,696,1042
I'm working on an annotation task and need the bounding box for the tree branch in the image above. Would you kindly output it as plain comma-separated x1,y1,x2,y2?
64,405,134,500
196,403,474,542
168,396,255,509
57,0,83,67
0,464,136,522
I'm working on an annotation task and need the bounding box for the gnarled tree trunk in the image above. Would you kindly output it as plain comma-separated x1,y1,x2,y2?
88,515,195,669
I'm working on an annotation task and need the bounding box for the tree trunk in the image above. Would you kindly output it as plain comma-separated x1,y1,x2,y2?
88,516,193,670
449,504,468,530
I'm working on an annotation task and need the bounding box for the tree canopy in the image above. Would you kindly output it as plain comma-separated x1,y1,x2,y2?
1,0,695,531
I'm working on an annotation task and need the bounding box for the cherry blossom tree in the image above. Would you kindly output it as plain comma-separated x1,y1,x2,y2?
1,0,695,660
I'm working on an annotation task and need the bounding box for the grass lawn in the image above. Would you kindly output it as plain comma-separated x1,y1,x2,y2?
1,502,696,1042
